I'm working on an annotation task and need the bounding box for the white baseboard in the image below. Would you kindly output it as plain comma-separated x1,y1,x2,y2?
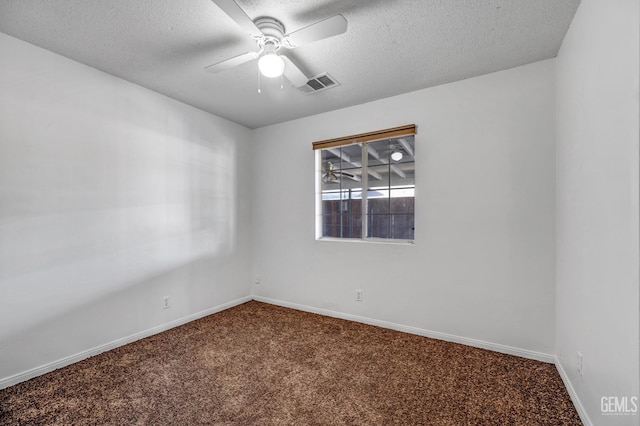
0,296,252,390
252,296,555,363
554,356,593,426
0,294,565,394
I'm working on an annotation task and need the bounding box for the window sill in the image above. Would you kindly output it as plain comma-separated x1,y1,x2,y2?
315,237,415,245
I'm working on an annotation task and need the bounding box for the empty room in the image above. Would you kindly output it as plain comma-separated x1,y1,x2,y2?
0,0,638,425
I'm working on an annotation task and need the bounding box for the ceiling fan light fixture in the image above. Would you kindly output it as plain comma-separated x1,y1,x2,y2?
258,52,284,78
391,150,403,161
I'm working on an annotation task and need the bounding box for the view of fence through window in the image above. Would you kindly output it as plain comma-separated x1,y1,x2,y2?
319,135,415,241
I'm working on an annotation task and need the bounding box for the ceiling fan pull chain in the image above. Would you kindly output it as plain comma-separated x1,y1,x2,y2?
257,68,262,94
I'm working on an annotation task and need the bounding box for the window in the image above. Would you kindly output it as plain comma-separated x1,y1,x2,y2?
313,125,416,242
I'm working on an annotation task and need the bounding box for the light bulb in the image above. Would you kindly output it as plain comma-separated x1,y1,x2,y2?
391,150,403,161
258,53,285,78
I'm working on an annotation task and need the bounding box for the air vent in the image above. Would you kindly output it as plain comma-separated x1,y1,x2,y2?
299,72,340,95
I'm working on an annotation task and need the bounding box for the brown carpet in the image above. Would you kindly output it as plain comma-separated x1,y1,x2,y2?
0,301,581,425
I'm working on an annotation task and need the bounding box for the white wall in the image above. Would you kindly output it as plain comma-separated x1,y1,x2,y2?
0,33,253,383
555,0,640,424
252,59,557,356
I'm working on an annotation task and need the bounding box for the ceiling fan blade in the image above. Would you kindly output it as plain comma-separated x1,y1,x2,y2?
211,0,262,36
205,51,259,73
281,55,309,88
284,15,347,48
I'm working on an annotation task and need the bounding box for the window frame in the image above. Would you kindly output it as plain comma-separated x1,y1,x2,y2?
313,125,416,244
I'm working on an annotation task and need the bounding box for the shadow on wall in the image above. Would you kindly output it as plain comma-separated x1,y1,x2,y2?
0,131,238,359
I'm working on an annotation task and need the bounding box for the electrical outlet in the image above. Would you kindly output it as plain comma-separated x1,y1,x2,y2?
255,274,261,285
163,296,170,309
355,290,363,302
577,351,583,376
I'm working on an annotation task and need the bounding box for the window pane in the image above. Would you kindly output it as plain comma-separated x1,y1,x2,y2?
320,140,363,239
366,139,391,168
368,192,390,215
364,135,415,240
390,214,414,240
390,188,415,240
368,212,391,239
321,211,362,238
322,213,342,238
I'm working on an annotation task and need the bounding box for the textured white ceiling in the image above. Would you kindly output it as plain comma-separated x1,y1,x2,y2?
0,0,580,128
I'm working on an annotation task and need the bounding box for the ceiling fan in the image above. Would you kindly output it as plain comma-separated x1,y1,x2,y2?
205,0,348,88
323,161,356,183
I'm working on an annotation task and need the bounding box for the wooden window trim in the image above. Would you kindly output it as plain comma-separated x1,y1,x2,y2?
311,124,416,150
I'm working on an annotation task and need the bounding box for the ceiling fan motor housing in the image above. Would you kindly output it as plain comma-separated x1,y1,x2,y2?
254,17,285,40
